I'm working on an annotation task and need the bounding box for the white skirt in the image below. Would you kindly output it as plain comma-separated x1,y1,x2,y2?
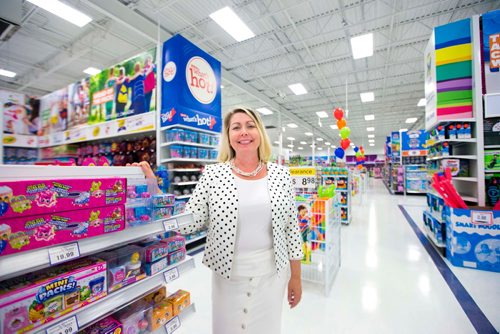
212,249,289,334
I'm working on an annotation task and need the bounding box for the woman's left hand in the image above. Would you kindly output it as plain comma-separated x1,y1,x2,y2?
287,277,302,308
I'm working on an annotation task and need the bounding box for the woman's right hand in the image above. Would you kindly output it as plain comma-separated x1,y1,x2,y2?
126,161,155,179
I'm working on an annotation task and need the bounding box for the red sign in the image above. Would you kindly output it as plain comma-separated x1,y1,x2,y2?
489,33,500,69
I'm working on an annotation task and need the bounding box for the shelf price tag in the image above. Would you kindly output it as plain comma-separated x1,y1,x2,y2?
164,267,180,283
290,167,317,189
163,218,179,232
48,243,80,266
46,316,79,334
165,316,181,334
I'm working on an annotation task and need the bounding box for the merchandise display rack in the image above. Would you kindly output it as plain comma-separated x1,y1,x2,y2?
321,167,352,225
404,165,427,195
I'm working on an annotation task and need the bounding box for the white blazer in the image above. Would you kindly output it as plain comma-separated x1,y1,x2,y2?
183,162,303,279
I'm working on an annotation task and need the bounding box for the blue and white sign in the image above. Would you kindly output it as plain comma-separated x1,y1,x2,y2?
401,129,427,156
161,34,222,132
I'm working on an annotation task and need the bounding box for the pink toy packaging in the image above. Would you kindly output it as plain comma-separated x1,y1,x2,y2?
80,316,123,334
0,204,125,256
0,177,126,220
0,258,107,334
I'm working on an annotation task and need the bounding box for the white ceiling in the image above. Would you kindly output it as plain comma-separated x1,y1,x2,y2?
1,0,498,155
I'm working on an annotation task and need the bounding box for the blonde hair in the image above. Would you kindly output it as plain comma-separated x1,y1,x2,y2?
218,107,272,163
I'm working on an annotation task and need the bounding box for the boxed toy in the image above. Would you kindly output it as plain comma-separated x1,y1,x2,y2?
484,149,500,171
443,206,500,272
441,159,469,177
166,290,190,316
0,177,126,220
167,248,186,266
149,300,174,331
485,174,499,207
0,258,107,334
80,316,122,334
483,117,500,146
115,300,151,334
0,204,125,256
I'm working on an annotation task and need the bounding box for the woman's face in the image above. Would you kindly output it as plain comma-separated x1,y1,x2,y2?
228,112,261,158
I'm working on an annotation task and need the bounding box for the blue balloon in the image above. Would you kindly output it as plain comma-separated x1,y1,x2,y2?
354,147,359,152
335,147,345,159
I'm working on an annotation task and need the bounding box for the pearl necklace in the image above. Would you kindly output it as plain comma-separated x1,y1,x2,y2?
230,159,264,177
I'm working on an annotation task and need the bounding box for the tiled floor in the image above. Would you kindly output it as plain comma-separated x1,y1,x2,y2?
172,179,499,334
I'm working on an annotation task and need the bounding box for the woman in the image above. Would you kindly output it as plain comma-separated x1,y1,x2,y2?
184,107,303,334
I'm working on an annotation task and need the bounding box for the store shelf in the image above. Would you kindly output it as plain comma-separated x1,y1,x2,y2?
32,256,196,334
427,189,478,203
485,145,500,149
171,181,198,186
0,212,193,281
406,190,427,194
406,178,426,181
170,168,202,172
424,224,446,249
161,158,217,163
485,170,500,174
153,302,197,334
161,124,220,135
175,195,192,199
452,177,478,182
2,133,38,147
161,141,218,149
186,232,208,245
426,138,477,148
426,155,477,161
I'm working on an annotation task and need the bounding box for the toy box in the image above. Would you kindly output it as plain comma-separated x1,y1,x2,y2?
485,174,500,207
443,206,500,273
0,204,125,256
143,286,167,305
0,177,126,220
166,290,190,316
140,241,169,263
161,235,185,253
485,149,500,171
80,316,122,334
149,300,174,331
483,117,500,146
115,300,151,334
441,159,469,177
0,258,107,334
167,248,186,266
144,257,168,276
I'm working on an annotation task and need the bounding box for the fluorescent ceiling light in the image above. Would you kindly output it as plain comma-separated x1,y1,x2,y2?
400,128,408,132
331,145,336,148
406,117,418,124
305,132,313,136
369,143,375,146
256,107,273,115
330,125,338,130
83,67,101,76
364,114,375,121
287,144,294,148
417,98,426,107
368,134,375,138
0,69,16,78
325,142,331,145
360,92,375,103
209,7,255,42
367,127,375,132
300,141,307,145
274,141,280,144
287,137,295,141
317,147,323,150
298,147,304,150
282,127,286,132
221,85,224,89
27,0,92,27
369,139,375,143
351,33,373,59
287,123,298,128
316,111,328,118
288,83,307,95
316,138,323,141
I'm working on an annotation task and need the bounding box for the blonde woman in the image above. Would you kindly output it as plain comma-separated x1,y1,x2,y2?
184,107,303,334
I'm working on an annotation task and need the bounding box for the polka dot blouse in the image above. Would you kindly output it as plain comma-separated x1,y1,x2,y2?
183,162,304,280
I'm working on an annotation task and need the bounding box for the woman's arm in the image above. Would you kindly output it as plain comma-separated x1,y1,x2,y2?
181,165,211,235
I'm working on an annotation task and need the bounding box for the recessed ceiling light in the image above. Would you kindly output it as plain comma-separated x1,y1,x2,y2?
364,114,375,121
282,127,286,132
287,144,294,148
209,6,255,42
367,127,375,131
298,147,303,150
287,137,295,141
256,107,273,115
330,124,338,130
83,67,101,76
316,111,328,118
300,141,307,145
369,143,375,146
316,138,323,141
400,128,408,132
287,123,298,128
325,142,331,145
351,33,373,59
331,145,336,148
274,141,280,144
305,132,313,136
310,145,314,148
369,139,375,143
417,98,426,107
406,117,418,124
368,134,375,138
0,69,17,78
360,92,375,103
317,147,323,150
221,85,224,89
288,83,307,95
27,0,92,27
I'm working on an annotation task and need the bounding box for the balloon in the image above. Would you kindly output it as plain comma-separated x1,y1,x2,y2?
340,138,350,150
335,147,345,159
333,107,344,120
359,146,364,151
340,127,350,139
356,151,362,157
337,118,347,129
354,147,359,152
357,164,363,170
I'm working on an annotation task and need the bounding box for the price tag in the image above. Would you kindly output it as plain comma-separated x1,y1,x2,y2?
291,176,316,189
163,218,179,232
46,316,79,334
165,316,181,334
164,267,180,283
48,243,80,266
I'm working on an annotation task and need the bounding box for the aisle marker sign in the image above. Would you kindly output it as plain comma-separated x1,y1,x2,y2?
163,218,179,232
46,316,78,334
164,267,180,283
289,167,316,189
49,243,80,266
165,316,181,333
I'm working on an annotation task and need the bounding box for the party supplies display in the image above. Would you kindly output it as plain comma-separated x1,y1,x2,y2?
166,290,191,316
80,316,123,334
0,258,107,334
0,204,125,256
0,177,126,220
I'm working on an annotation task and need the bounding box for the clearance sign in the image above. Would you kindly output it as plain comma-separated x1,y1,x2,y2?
289,167,316,189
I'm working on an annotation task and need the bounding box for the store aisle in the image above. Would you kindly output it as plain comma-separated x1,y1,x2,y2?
173,179,498,334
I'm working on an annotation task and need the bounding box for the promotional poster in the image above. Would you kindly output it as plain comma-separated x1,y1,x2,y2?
1,90,39,136
391,131,401,162
67,77,90,128
401,130,427,156
161,34,221,133
40,87,70,135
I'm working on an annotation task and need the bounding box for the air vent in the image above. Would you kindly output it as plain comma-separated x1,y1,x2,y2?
265,125,277,129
